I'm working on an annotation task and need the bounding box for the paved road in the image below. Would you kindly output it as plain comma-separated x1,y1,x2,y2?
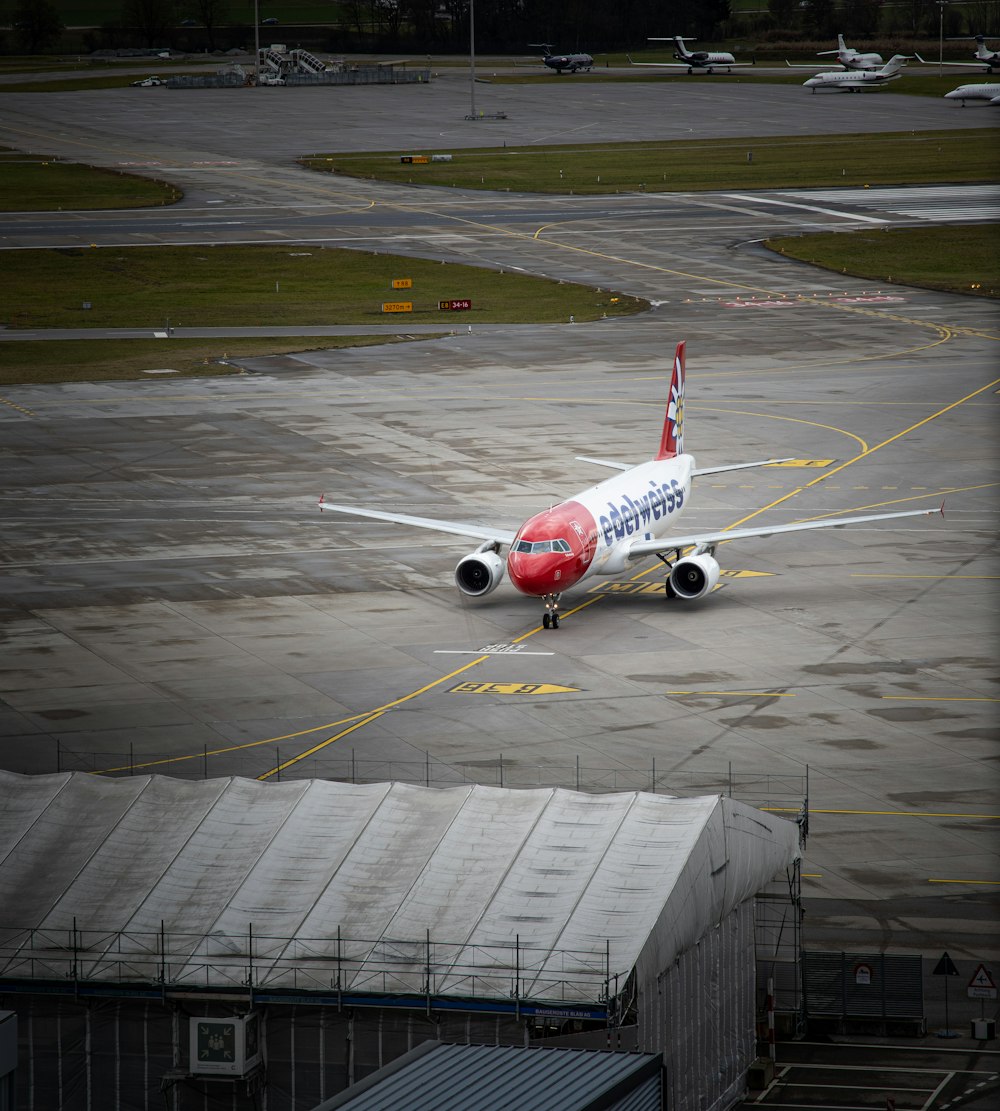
0,73,998,1029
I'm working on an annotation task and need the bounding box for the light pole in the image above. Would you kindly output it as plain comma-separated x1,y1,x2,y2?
469,0,476,118
938,1,948,76
254,0,261,85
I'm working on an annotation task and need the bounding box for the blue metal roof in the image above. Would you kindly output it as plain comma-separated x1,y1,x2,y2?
313,1041,662,1111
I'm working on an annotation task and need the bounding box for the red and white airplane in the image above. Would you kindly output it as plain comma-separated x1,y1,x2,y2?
319,343,939,628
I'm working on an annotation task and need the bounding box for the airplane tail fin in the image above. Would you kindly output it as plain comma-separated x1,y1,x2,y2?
655,341,686,459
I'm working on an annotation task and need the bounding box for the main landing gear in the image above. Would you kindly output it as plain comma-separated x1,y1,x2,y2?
542,594,562,629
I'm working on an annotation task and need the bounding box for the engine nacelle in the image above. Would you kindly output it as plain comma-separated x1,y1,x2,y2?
455,549,506,597
668,553,721,600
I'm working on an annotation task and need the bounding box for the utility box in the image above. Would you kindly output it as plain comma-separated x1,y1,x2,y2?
971,1018,996,1040
189,1013,261,1076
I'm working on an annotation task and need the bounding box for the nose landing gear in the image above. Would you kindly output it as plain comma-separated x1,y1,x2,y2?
541,594,562,629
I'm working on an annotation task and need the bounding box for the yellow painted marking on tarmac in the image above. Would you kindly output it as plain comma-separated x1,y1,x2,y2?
854,574,1000,580
881,695,1000,702
0,395,37,417
715,383,1000,535
928,879,1000,886
767,459,835,468
448,682,581,695
802,873,822,878
777,808,1000,820
667,690,794,697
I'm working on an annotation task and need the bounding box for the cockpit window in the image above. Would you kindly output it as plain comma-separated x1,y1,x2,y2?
512,538,572,554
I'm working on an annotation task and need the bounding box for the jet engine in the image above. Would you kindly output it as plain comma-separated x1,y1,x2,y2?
455,548,506,597
668,553,721,600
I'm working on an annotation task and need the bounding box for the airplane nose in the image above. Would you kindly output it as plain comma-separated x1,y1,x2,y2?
508,554,581,597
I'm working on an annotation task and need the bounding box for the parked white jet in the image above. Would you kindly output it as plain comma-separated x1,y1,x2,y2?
628,36,753,74
318,343,939,628
786,34,883,71
916,35,1000,73
943,81,1000,104
804,55,909,92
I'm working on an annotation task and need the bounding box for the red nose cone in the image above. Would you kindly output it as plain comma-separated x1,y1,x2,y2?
506,501,597,598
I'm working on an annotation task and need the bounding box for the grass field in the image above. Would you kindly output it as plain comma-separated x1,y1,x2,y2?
0,334,427,387
765,224,999,299
0,245,645,330
302,129,1000,195
0,148,179,210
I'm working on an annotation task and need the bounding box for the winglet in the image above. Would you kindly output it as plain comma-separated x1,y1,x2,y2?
655,341,685,460
319,493,325,511
939,499,946,517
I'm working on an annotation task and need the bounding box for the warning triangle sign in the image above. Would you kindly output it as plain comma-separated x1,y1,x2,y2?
933,952,960,976
969,964,997,990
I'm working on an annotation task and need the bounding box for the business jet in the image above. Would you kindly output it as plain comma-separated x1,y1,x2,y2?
628,36,753,74
803,55,910,92
943,81,1000,104
530,44,594,74
318,343,939,628
786,34,883,71
916,35,1000,72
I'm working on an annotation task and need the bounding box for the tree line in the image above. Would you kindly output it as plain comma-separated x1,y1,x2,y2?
3,0,995,56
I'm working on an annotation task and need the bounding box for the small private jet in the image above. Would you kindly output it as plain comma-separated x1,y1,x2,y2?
916,35,1000,73
786,34,883,71
943,81,1000,104
804,54,909,92
530,44,594,73
318,343,939,629
629,36,753,74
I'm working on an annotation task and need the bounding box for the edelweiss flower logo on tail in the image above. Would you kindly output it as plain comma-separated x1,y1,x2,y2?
667,352,685,454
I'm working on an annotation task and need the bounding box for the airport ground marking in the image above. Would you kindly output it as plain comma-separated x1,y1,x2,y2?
253,599,603,778
666,690,795,698
928,879,1000,886
881,695,999,703
447,682,581,695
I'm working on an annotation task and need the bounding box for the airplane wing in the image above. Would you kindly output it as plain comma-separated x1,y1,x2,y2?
318,495,517,545
575,455,630,471
626,59,755,68
915,53,992,69
624,506,940,559
576,455,794,474
785,59,842,68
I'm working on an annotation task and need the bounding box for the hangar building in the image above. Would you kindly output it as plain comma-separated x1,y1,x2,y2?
0,771,800,1111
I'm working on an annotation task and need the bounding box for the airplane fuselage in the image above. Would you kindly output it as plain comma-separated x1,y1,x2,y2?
507,455,693,597
944,82,1000,103
543,53,593,73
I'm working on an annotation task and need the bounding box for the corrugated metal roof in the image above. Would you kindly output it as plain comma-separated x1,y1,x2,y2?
312,1042,662,1111
0,773,798,999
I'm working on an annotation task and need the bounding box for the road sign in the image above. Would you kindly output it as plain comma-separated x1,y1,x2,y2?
381,302,412,313
968,964,998,999
438,299,472,311
933,952,959,976
391,278,412,290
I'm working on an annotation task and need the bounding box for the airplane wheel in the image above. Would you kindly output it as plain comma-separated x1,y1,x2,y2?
543,613,551,629
552,614,560,629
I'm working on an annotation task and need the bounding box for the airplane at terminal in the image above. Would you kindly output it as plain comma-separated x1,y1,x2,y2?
916,35,1000,72
803,54,909,91
629,36,753,73
530,44,594,73
786,34,883,71
318,343,939,628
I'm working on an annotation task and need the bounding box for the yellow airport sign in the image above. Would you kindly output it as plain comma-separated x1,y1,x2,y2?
381,301,413,313
391,278,413,290
448,682,581,696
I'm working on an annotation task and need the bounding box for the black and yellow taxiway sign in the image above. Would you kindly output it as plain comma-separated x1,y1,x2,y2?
448,682,581,696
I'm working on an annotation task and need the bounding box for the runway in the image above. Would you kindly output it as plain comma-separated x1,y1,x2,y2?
0,71,997,965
